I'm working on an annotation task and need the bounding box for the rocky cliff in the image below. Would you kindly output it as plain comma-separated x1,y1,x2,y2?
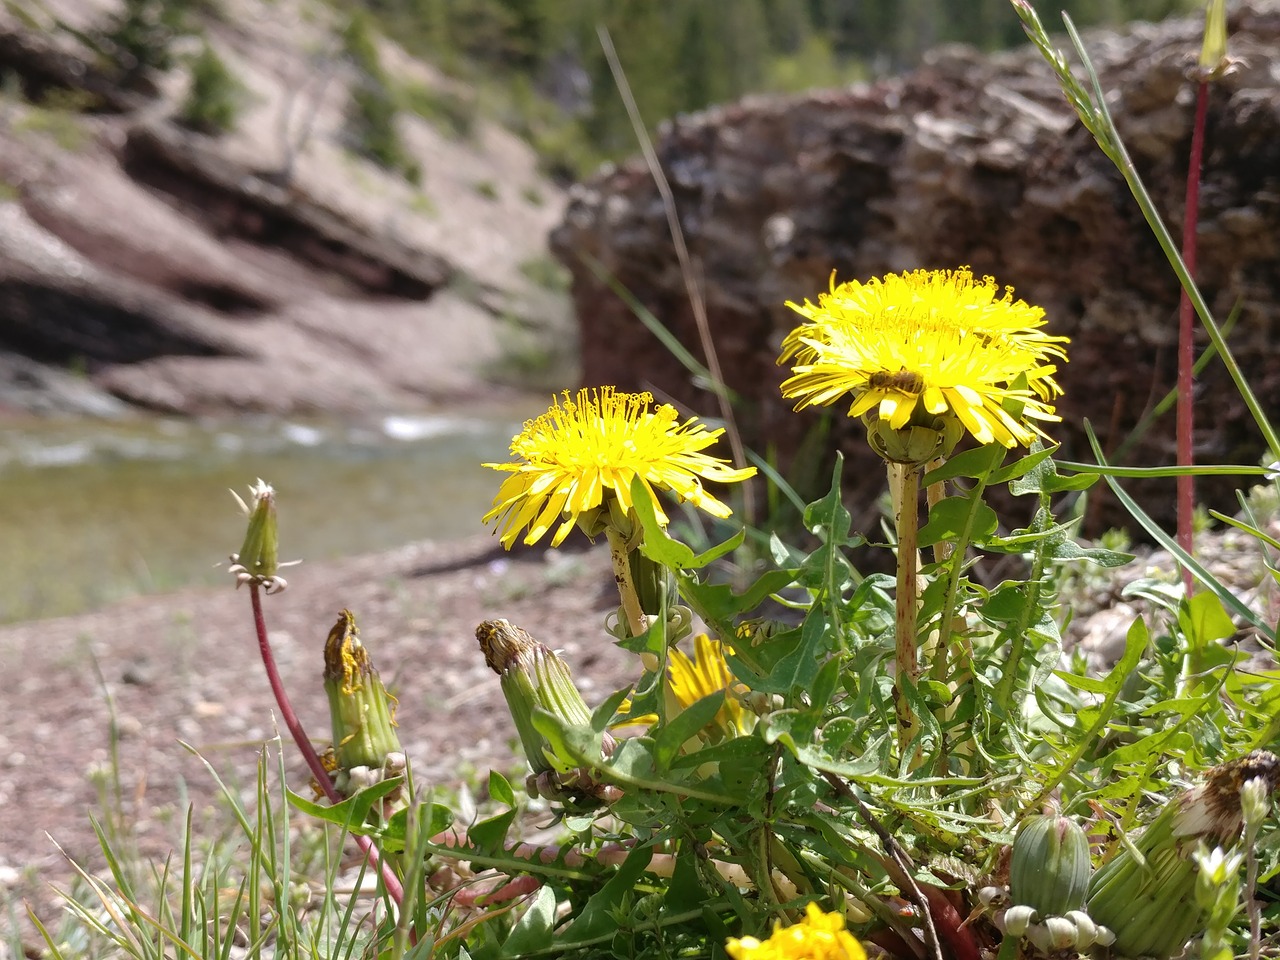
552,4,1280,533
0,0,572,417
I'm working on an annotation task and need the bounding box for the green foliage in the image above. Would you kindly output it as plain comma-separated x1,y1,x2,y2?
178,41,245,135
398,80,476,139
342,11,421,183
95,0,191,89
12,93,93,151
338,0,1198,176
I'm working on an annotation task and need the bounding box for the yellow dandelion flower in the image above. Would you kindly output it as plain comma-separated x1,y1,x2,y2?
666,634,752,738
483,387,756,548
727,903,867,960
614,634,753,740
779,268,1068,448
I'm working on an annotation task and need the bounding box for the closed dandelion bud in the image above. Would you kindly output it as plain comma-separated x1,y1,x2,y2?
229,479,292,591
477,619,595,776
323,610,403,796
1010,814,1092,917
1087,752,1280,959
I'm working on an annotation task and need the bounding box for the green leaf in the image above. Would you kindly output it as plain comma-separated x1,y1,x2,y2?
499,885,557,959
592,687,634,732
653,692,726,771
987,447,1056,485
769,605,829,692
286,777,405,830
468,809,518,853
923,444,1006,484
681,568,799,634
488,770,515,808
631,476,695,569
691,528,746,568
919,496,997,547
370,801,454,853
664,843,706,912
560,844,655,944
1040,471,1098,493
1181,590,1236,646
803,455,851,543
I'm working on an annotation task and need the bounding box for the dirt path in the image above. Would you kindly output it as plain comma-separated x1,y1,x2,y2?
0,534,634,931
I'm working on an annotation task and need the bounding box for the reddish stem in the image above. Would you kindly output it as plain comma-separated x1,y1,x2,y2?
1176,80,1209,596
249,584,405,905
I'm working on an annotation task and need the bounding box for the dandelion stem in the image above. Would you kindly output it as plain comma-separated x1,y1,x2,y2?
890,463,921,753
606,526,649,638
1176,77,1209,597
249,584,405,906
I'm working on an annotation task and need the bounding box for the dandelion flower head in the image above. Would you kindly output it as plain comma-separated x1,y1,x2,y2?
779,268,1068,448
483,387,756,548
726,903,867,960
667,634,752,738
618,634,753,738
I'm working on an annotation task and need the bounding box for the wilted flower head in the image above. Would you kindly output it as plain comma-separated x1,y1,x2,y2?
726,902,866,960
483,387,755,548
322,609,404,796
779,268,1068,450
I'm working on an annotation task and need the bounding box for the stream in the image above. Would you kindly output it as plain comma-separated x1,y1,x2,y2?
0,407,538,623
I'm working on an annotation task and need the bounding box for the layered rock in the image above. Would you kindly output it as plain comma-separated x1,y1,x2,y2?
552,4,1280,533
0,0,572,417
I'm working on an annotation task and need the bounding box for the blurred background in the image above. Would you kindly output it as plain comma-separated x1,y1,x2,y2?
0,0,1208,622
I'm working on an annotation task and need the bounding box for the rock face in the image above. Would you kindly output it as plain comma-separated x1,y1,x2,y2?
552,4,1280,533
0,0,573,417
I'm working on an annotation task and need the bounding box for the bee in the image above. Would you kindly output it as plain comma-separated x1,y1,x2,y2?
867,369,925,394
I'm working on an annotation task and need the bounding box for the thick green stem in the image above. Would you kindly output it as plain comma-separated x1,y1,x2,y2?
606,526,648,638
891,463,921,753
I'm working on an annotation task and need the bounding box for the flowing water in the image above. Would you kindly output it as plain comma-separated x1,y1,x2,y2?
0,407,538,623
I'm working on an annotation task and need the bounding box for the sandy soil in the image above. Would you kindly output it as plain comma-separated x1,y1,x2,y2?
0,533,636,938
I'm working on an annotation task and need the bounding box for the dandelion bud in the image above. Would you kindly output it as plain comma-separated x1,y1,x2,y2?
1009,813,1092,917
477,619,615,804
864,413,961,467
1241,774,1271,833
1027,916,1078,953
230,479,280,582
1000,904,1036,937
323,609,403,796
1198,0,1227,74
228,479,299,592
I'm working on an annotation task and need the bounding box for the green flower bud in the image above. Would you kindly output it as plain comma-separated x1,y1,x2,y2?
1010,813,1092,917
863,408,964,466
477,619,614,799
1199,0,1227,74
323,609,403,796
230,479,279,582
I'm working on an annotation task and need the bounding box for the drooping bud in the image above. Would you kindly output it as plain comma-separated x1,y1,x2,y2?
1009,813,1092,918
323,609,404,797
477,619,617,806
